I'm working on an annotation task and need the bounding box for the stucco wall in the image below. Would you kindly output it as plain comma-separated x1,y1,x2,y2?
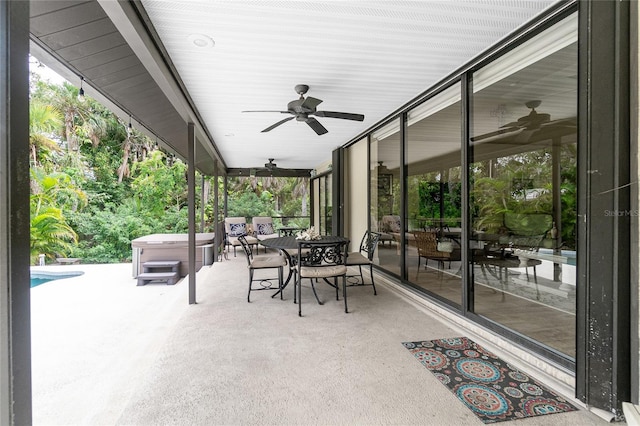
345,139,368,252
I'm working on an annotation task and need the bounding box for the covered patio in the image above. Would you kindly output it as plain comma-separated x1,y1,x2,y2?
30,259,605,425
0,0,633,423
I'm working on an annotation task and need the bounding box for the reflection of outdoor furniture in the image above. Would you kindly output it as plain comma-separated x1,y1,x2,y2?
474,243,542,282
56,257,81,265
225,217,258,257
382,215,421,253
473,213,552,299
377,232,394,245
414,231,460,270
346,231,381,293
417,217,462,231
238,235,287,302
380,215,400,245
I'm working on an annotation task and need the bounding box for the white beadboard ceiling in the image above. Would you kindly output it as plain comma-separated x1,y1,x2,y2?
138,0,558,171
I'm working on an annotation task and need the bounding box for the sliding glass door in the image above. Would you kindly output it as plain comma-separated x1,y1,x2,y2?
406,84,462,308
469,14,577,357
371,120,402,277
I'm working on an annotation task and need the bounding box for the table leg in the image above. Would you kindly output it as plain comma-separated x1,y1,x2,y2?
272,249,294,299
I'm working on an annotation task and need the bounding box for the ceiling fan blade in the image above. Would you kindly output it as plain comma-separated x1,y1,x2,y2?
305,117,328,135
540,117,577,127
261,116,295,132
301,96,323,110
523,124,577,144
242,110,290,114
471,126,520,142
314,111,365,121
500,120,522,129
514,129,537,144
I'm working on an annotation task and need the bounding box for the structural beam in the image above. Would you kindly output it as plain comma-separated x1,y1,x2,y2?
188,123,196,304
577,0,631,416
0,1,31,424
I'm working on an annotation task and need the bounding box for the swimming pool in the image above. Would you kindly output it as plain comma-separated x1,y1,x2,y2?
30,270,85,288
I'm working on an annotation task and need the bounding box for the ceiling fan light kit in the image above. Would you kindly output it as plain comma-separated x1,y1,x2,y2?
242,84,365,135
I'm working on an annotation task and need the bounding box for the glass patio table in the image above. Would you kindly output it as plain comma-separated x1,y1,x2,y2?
260,235,350,299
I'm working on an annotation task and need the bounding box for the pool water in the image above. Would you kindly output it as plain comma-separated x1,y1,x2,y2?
30,271,84,288
538,248,577,266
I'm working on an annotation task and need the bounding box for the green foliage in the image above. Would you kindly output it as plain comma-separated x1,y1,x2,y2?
417,181,461,220
30,169,84,263
226,191,275,220
68,199,190,263
69,203,154,263
29,73,310,264
470,147,577,249
30,206,77,264
131,151,187,213
29,101,63,169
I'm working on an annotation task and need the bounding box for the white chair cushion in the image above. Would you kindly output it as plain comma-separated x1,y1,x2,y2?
250,256,287,269
230,235,258,246
300,265,347,278
257,233,279,241
345,252,370,265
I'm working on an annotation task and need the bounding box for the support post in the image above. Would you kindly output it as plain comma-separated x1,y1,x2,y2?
188,123,196,304
213,159,219,262
577,0,631,416
0,1,31,423
200,174,205,233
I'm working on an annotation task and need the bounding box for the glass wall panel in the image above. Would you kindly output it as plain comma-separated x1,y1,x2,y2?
317,173,332,235
371,120,401,276
469,15,577,357
406,84,462,307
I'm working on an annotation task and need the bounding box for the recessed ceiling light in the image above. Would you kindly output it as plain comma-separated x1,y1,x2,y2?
187,33,215,48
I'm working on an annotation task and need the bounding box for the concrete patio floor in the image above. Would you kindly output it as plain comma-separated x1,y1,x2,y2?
30,255,610,425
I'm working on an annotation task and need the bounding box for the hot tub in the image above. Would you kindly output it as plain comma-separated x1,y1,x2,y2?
131,233,216,278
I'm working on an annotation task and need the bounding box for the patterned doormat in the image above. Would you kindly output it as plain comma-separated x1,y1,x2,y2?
402,337,576,423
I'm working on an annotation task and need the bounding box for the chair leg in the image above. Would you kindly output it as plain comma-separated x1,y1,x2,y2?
335,277,339,300
343,275,348,313
248,269,254,303
358,265,364,284
279,266,283,300
310,279,323,305
293,270,298,304
297,274,302,317
369,264,377,295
